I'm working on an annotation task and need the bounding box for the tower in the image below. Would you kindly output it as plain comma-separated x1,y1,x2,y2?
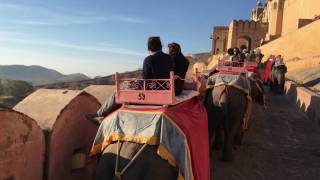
265,0,284,41
251,0,266,22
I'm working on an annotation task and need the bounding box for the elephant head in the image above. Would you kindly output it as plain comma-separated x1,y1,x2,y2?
270,65,287,93
247,72,265,106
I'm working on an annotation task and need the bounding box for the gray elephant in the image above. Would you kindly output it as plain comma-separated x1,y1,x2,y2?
270,65,287,94
95,141,178,180
204,75,264,161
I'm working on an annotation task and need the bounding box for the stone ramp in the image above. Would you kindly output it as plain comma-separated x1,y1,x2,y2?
212,92,320,180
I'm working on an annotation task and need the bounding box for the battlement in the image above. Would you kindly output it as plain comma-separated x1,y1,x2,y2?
214,26,229,31
230,20,268,31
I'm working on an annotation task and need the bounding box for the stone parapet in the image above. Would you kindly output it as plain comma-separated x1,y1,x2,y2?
284,81,320,127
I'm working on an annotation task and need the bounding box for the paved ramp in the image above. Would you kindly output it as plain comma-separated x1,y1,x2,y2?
213,92,320,180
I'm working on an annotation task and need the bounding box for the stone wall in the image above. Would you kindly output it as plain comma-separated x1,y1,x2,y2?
212,26,229,55
227,20,268,50
265,0,284,41
284,81,320,127
282,0,320,35
259,21,320,72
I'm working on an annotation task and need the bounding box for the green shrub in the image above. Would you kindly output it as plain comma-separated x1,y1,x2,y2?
3,80,34,99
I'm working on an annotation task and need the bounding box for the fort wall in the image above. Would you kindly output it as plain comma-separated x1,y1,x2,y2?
227,20,268,50
259,21,320,72
212,26,229,54
282,0,320,35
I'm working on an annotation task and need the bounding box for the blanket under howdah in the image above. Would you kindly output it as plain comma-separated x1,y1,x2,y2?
206,73,250,94
91,97,210,180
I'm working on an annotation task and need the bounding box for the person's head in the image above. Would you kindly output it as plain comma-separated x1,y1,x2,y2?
233,47,240,55
147,36,162,52
227,48,234,56
168,42,181,55
269,55,275,60
276,55,283,61
242,48,248,54
240,45,247,52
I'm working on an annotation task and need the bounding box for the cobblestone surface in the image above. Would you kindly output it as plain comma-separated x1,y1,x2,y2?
212,92,320,180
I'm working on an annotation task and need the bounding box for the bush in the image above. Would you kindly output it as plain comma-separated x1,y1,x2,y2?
0,80,3,95
3,80,34,99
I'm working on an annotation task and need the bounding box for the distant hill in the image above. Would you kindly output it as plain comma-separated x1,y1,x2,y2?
37,69,142,90
0,65,90,85
36,52,212,90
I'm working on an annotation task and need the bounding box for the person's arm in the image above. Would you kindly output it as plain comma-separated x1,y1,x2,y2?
169,56,174,73
142,58,152,79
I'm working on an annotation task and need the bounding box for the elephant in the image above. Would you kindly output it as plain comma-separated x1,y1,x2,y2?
95,141,178,180
204,76,264,161
270,65,287,94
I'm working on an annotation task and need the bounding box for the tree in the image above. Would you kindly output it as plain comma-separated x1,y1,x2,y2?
3,80,34,99
0,80,3,95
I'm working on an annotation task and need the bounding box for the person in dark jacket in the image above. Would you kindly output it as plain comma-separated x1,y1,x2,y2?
168,42,189,95
85,36,174,125
143,37,173,79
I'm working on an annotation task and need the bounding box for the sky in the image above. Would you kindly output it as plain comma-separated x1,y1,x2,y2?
0,0,259,77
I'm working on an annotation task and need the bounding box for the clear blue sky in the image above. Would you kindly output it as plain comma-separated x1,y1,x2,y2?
0,0,259,77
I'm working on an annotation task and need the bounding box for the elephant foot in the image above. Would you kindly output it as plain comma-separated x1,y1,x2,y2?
221,153,234,162
213,142,223,150
233,145,240,151
234,131,244,146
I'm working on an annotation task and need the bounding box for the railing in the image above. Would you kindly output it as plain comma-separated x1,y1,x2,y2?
115,71,175,105
217,60,246,74
244,61,258,68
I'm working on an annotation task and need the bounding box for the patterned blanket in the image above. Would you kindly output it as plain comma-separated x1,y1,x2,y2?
206,73,250,94
91,97,210,180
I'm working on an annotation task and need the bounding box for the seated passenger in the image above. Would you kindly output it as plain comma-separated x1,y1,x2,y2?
273,55,287,72
222,48,235,63
143,37,173,79
233,47,245,62
86,36,174,125
168,42,190,95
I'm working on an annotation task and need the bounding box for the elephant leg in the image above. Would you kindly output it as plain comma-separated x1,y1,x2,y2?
269,80,273,91
223,111,244,161
221,102,235,161
274,77,279,93
221,89,247,161
205,90,223,152
222,124,234,161
96,148,117,180
213,126,223,150
234,126,244,146
279,73,285,94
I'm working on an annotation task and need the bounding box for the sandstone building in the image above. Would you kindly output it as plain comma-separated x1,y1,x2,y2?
211,0,320,55
209,0,320,92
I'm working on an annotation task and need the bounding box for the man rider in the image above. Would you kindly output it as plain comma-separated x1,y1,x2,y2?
143,36,173,79
86,37,174,124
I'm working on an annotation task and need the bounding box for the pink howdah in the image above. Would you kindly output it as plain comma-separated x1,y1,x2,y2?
115,71,175,105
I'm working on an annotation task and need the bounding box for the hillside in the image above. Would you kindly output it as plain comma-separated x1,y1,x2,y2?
37,69,142,90
38,52,211,90
0,65,90,85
